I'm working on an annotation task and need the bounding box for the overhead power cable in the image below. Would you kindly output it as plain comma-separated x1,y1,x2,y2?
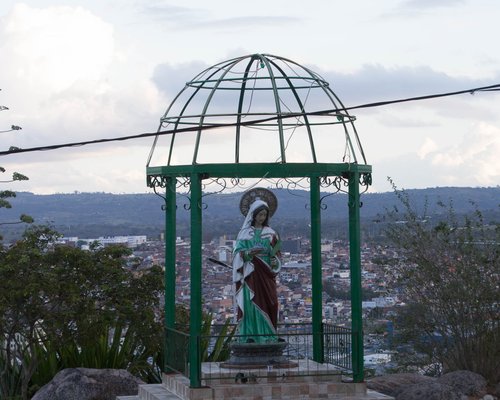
0,83,499,157
344,83,500,111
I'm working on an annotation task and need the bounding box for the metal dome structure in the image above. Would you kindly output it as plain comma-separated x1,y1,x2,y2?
147,53,367,168
146,54,371,390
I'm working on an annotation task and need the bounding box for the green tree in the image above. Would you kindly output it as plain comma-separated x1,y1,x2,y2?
0,225,163,399
383,181,499,383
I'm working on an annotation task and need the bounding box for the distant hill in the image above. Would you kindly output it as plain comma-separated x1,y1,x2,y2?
0,187,498,242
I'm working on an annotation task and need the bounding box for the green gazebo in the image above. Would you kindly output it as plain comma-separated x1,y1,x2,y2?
146,53,372,388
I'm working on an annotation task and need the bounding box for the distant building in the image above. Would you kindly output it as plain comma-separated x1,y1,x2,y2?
333,271,350,279
219,236,235,248
217,245,232,263
321,240,333,252
362,301,377,309
57,237,79,247
95,236,147,248
373,296,396,308
64,235,148,249
282,261,309,269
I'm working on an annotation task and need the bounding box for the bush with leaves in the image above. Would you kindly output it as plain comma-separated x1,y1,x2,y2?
0,225,163,399
382,181,499,384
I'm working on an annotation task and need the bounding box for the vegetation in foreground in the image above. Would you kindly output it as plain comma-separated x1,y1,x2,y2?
0,226,164,399
382,181,500,384
0,225,234,399
1,181,498,398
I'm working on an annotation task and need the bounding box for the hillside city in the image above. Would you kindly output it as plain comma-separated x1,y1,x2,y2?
59,232,399,374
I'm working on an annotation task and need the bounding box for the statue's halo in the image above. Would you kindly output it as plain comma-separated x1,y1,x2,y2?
239,187,278,217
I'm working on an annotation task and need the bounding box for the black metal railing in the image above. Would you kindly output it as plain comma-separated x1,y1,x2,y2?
165,327,190,375
164,322,352,383
323,323,352,371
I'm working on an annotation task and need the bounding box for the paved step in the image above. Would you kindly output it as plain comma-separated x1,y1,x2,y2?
117,384,393,400
116,384,181,400
139,384,182,400
162,373,394,400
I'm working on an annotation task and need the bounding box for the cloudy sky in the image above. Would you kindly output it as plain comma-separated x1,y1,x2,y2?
0,0,499,194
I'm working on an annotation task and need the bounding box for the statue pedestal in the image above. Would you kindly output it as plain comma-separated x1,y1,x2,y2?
220,341,297,369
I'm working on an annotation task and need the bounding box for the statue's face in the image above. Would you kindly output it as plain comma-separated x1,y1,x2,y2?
254,209,268,226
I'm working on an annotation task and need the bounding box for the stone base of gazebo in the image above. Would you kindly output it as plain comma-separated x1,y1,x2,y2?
118,361,393,400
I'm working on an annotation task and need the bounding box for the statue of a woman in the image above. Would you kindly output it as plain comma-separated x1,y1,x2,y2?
232,188,281,343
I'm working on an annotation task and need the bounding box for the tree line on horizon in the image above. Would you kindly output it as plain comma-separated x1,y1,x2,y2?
0,186,497,242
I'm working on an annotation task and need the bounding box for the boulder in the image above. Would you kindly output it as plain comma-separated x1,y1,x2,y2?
367,373,435,397
395,382,463,400
31,368,144,400
437,370,487,397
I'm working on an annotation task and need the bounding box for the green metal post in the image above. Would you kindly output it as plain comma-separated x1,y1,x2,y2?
189,174,202,387
348,171,364,382
310,176,324,362
165,178,177,330
164,178,177,374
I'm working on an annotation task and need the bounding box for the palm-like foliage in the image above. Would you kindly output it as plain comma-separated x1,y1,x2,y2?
23,323,161,398
0,345,22,400
200,314,234,362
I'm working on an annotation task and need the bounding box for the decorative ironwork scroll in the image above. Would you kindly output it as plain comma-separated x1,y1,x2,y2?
175,177,191,211
360,172,372,195
149,175,168,209
199,177,246,209
317,176,349,210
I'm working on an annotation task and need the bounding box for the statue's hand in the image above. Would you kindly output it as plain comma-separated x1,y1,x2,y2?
249,246,265,256
244,248,263,260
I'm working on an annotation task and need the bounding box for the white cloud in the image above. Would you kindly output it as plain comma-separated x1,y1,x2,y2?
1,4,114,92
139,1,300,31
424,122,500,185
417,137,438,159
0,3,167,194
1,0,499,194
1,4,165,149
315,64,494,107
400,0,465,10
400,122,500,187
369,122,500,192
152,60,209,99
140,2,205,24
0,4,165,141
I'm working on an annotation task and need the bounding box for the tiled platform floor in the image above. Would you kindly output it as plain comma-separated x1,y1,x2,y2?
118,383,393,400
118,360,394,400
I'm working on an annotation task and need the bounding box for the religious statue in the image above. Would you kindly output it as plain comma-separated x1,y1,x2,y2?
232,188,282,343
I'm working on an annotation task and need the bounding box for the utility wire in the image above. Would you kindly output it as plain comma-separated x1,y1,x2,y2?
0,83,499,157
345,83,500,111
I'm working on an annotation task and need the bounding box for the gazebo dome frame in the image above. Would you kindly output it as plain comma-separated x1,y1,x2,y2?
146,53,372,388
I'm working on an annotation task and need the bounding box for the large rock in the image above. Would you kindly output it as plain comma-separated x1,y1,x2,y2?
31,368,144,400
437,370,487,397
367,373,435,397
395,382,463,400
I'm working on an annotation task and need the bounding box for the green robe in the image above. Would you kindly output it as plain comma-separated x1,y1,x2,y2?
233,227,281,343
